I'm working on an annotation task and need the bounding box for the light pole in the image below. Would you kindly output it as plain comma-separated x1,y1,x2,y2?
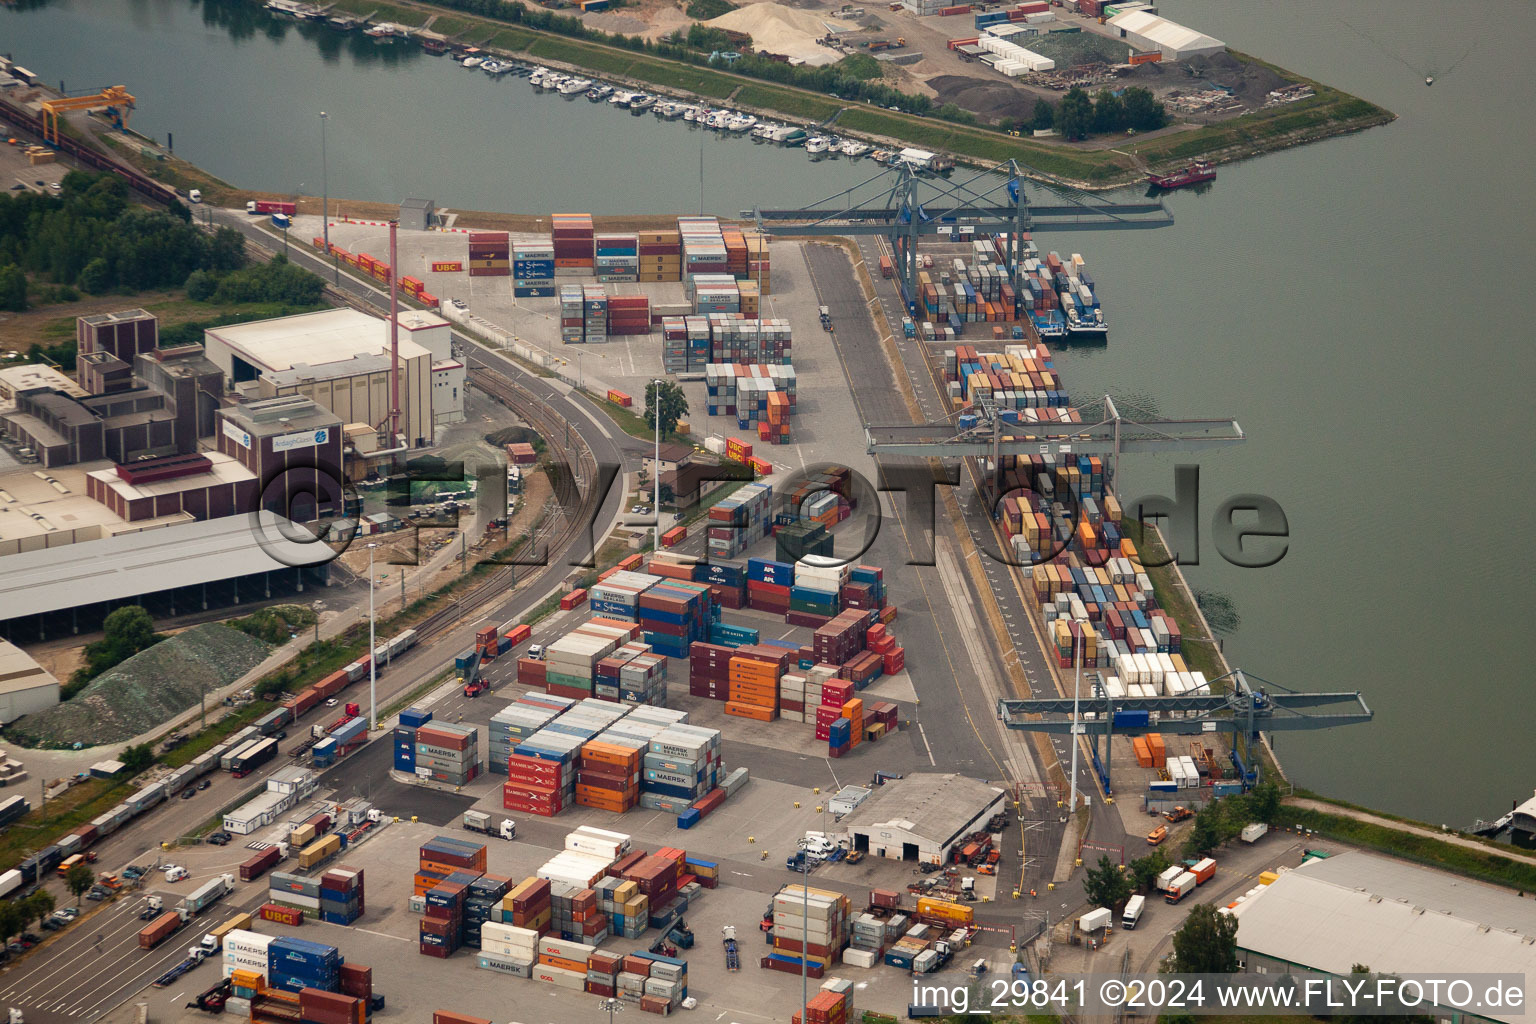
1067,631,1081,823
367,542,378,731
319,111,336,284
598,996,623,1024
795,836,812,1024
651,378,664,547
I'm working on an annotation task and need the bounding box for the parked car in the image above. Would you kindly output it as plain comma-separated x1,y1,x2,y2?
207,831,232,846
197,779,211,791
181,788,195,800
325,698,339,707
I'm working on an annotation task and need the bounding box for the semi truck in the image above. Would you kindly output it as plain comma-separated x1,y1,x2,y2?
198,911,253,953
463,810,516,840
246,200,297,215
1164,871,1197,903
180,873,235,917
1121,894,1145,929
140,909,190,949
229,738,278,777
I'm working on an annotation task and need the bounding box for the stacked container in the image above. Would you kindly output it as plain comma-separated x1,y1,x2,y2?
479,921,538,974
590,569,662,618
709,317,791,364
770,886,851,973
616,952,689,1013
638,230,681,282
705,363,797,420
417,836,487,896
502,877,553,934
267,935,341,993
551,213,594,275
594,233,639,283
688,273,740,314
467,232,510,278
678,216,728,277
593,879,648,941
742,229,771,293
641,725,720,810
687,643,732,702
722,225,749,278
606,295,650,336
582,284,607,345
706,482,772,561
269,869,322,918
462,875,510,950
413,722,480,786
421,879,468,959
575,739,642,811
318,867,365,926
489,697,566,775
790,557,847,620
513,242,555,298
636,580,713,659
841,565,886,611
559,285,584,346
223,929,273,981
725,645,786,721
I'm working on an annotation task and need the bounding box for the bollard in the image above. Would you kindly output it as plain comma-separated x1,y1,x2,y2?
748,836,755,843
813,787,820,795
1047,882,1055,891
794,802,801,809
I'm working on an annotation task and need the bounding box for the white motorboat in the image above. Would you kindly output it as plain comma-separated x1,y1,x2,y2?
611,90,639,106
839,139,872,158
587,83,614,101
630,93,656,111
805,136,832,154
682,105,705,122
461,56,484,68
726,114,757,133
559,77,592,95
654,100,686,118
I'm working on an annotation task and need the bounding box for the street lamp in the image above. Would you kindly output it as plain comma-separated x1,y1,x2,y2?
597,997,623,1024
650,378,664,547
319,111,335,284
366,542,378,731
795,836,812,1024
1067,631,1082,823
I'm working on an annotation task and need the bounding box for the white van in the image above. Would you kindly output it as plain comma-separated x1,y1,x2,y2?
187,189,202,203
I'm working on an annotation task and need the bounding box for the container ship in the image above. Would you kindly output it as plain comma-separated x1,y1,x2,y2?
1019,248,1104,338
1147,161,1216,190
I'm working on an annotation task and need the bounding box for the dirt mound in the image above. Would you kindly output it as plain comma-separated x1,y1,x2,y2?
9,623,271,748
1125,51,1287,107
707,2,854,64
929,75,1033,123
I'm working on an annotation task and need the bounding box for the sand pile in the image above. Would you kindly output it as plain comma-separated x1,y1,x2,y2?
707,2,855,64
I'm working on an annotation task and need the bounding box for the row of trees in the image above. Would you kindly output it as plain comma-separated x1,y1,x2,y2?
0,172,244,311
184,252,325,307
1083,783,1284,914
0,888,57,947
63,607,166,701
1022,86,1169,141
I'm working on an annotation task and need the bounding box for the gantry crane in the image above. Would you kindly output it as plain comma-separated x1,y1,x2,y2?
996,670,1372,793
41,85,135,145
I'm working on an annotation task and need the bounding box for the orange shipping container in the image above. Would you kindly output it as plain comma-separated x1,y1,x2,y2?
725,701,777,721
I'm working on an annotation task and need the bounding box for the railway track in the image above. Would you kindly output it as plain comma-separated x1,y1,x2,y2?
404,363,600,645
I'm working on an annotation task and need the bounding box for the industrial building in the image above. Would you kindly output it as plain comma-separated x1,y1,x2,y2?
1105,10,1225,61
0,640,59,724
394,309,465,429
85,450,259,524
0,510,334,640
398,197,436,232
1232,851,1536,1023
0,364,88,409
216,396,345,521
833,773,1006,864
202,308,451,447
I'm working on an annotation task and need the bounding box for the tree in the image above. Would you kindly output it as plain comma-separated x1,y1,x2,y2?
1030,97,1054,131
206,226,247,273
120,742,156,774
77,257,112,295
1056,87,1094,141
1169,903,1239,973
65,862,94,906
1183,805,1224,858
1128,848,1170,894
0,264,26,312
27,889,54,923
643,380,689,438
1083,854,1132,913
1121,86,1167,132
0,901,20,946
67,606,165,696
13,892,39,938
1245,781,1282,824
184,269,216,301
1091,89,1125,134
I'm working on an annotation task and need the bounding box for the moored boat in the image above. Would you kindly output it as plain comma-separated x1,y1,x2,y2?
1147,161,1216,189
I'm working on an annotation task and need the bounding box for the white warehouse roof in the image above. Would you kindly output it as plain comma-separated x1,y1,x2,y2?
206,308,429,375
1108,10,1224,57
836,773,1004,846
1233,852,1536,1023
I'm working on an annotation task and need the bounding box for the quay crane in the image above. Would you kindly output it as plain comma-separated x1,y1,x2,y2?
41,85,135,145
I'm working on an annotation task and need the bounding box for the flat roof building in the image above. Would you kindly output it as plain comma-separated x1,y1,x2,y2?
833,773,1006,865
0,365,88,409
204,309,436,446
0,640,59,724
1232,852,1536,1024
217,396,344,521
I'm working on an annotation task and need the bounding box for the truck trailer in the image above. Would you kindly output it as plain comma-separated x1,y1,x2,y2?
181,873,235,916
140,910,188,949
463,811,516,840
1164,871,1197,903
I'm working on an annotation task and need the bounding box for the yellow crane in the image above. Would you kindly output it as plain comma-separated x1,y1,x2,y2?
40,85,135,145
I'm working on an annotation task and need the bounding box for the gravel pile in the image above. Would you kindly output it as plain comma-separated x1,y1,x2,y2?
11,624,272,748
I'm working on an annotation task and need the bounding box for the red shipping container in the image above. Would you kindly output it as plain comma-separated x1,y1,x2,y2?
260,903,305,926
560,589,588,611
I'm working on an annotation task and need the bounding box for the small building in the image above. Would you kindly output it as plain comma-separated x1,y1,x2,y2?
833,772,1006,865
398,197,435,232
505,442,538,467
641,442,698,480
90,759,127,779
0,640,60,724
1106,10,1224,61
660,461,734,510
1232,851,1536,1024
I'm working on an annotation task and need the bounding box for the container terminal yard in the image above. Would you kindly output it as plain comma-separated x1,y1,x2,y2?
0,68,1530,1024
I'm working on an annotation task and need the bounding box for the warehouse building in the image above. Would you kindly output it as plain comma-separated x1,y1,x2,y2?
1231,851,1536,1023
85,451,258,523
0,640,59,724
203,308,443,447
834,773,1006,864
0,364,88,409
1106,10,1224,61
0,510,334,640
395,310,465,429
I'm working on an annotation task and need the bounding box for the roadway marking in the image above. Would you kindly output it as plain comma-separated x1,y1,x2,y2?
916,723,937,766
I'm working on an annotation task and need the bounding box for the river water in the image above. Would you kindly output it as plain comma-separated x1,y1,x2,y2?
3,0,1532,827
